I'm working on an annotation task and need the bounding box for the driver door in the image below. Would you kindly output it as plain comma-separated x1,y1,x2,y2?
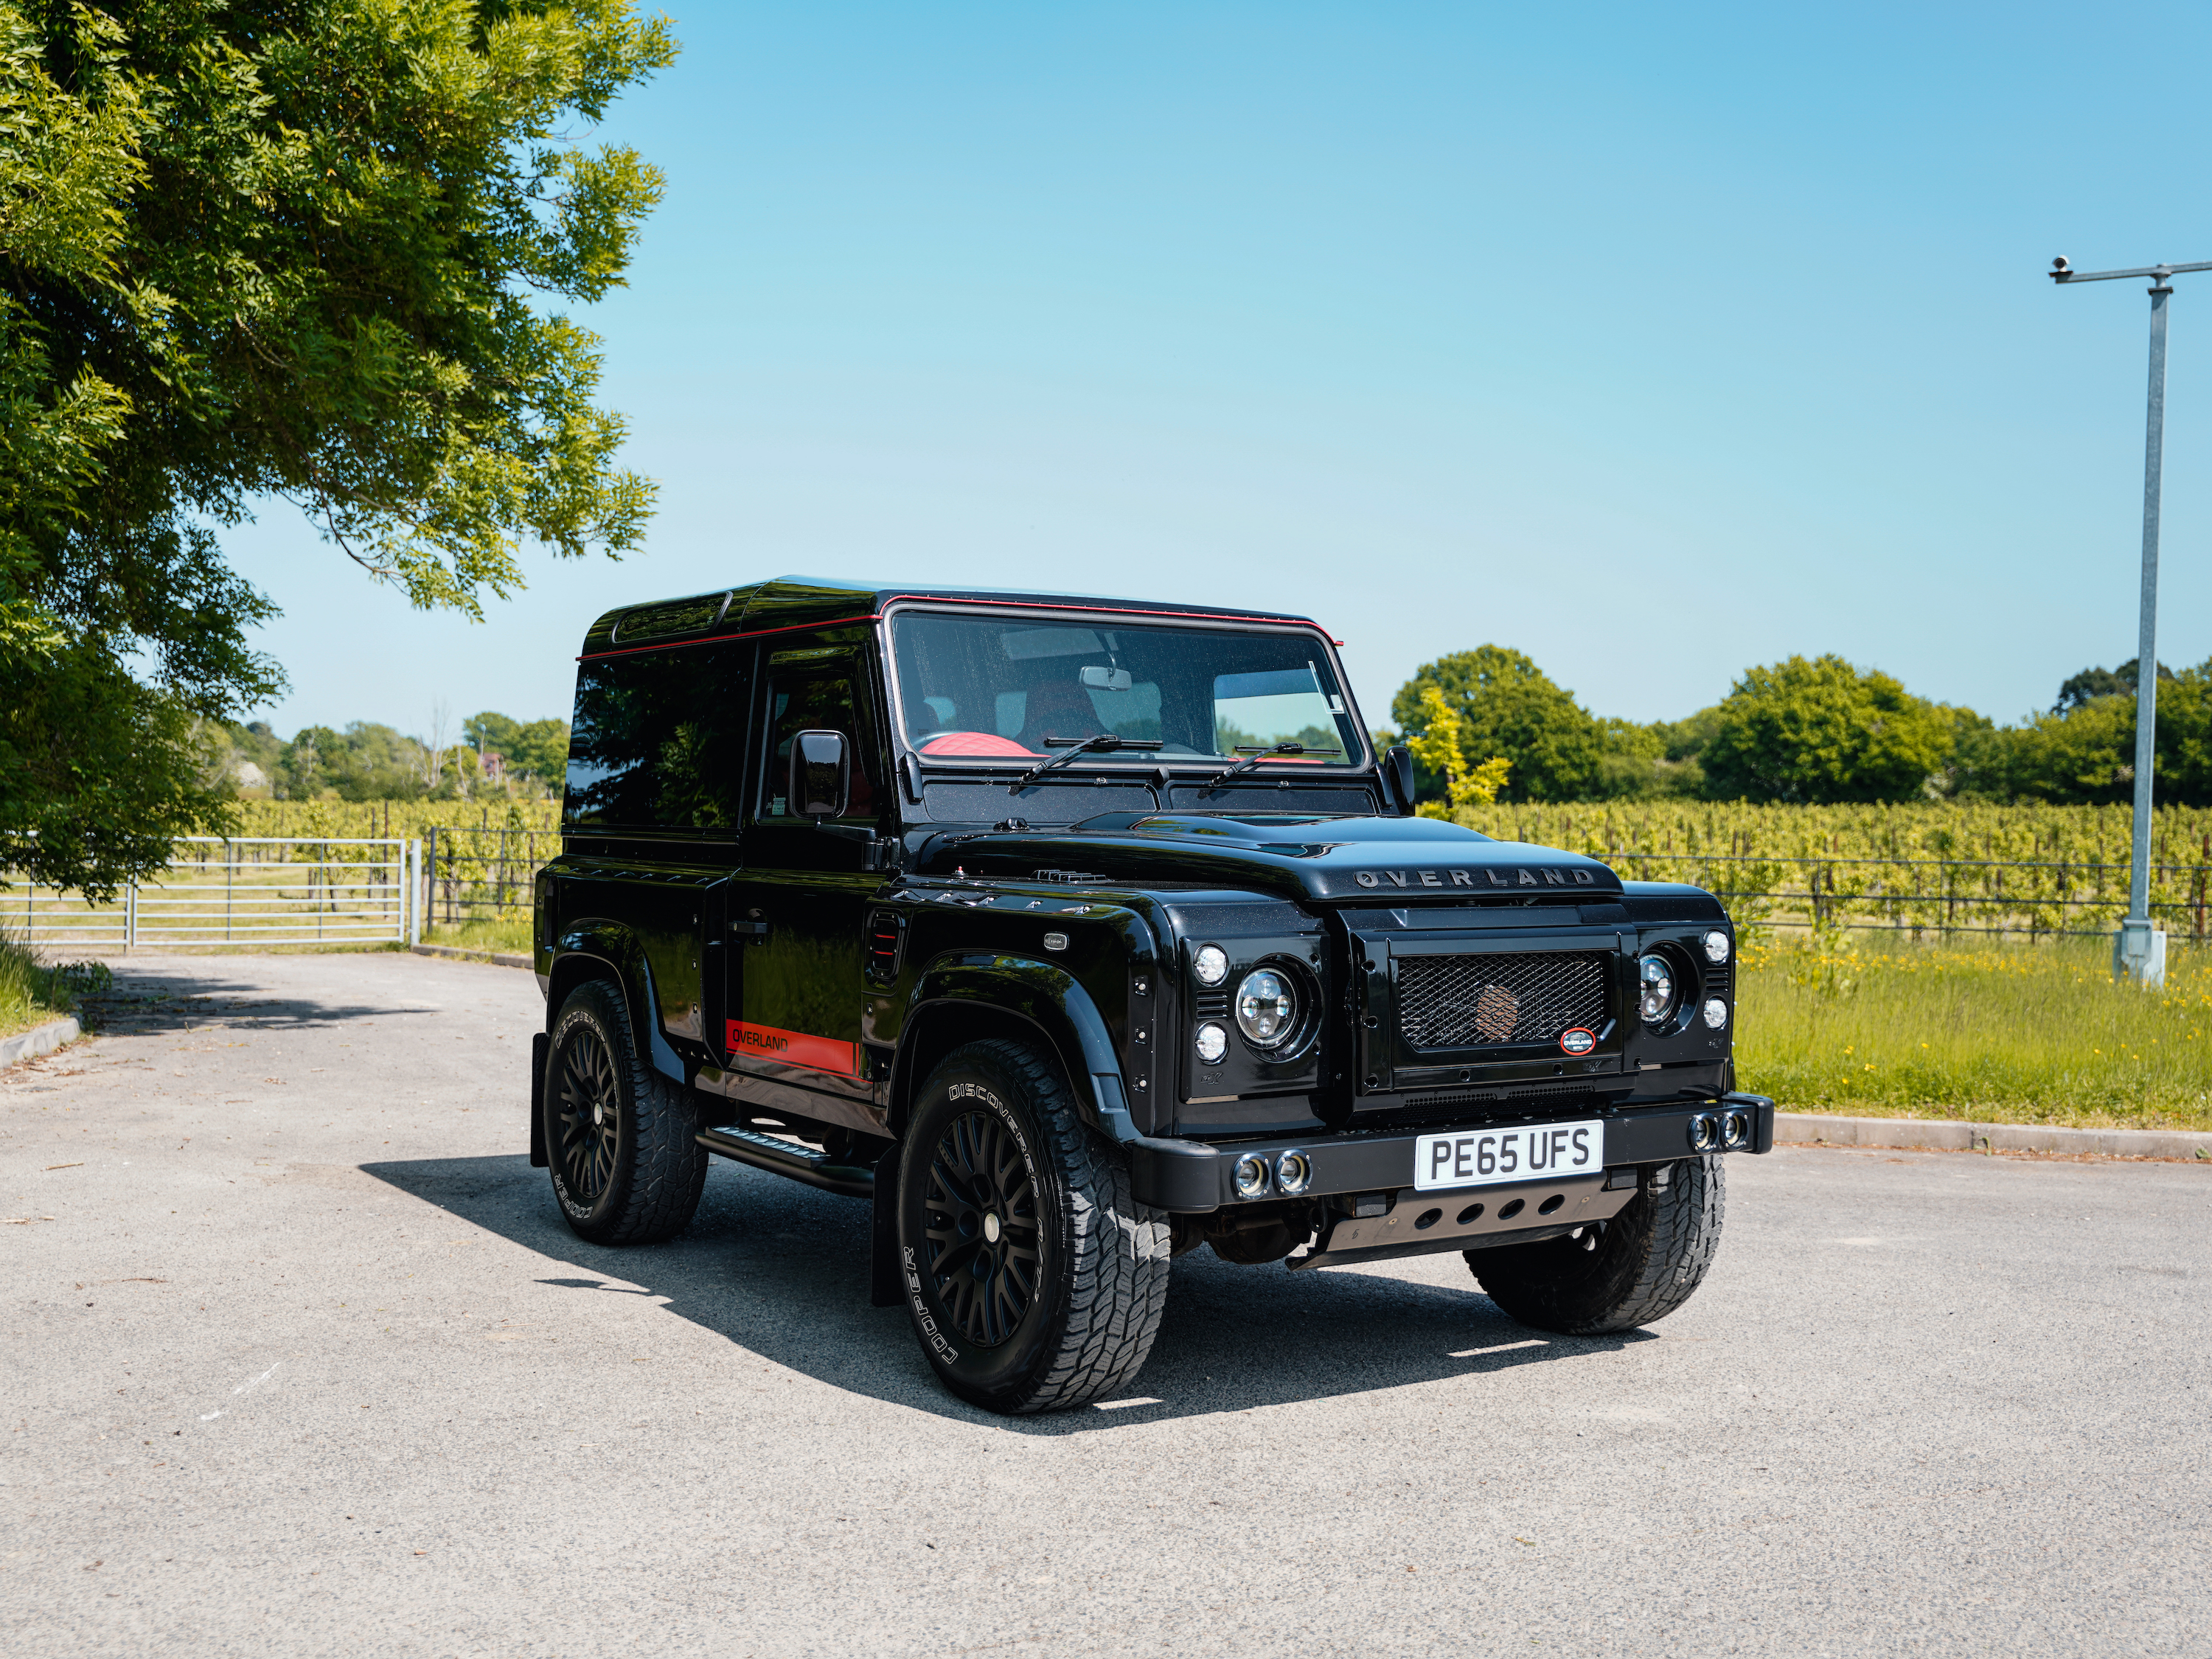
725,650,887,1129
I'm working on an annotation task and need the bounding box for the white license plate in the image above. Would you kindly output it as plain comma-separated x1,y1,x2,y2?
1413,1120,1605,1192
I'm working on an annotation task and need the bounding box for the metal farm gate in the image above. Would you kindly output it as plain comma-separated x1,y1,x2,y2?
8,837,422,950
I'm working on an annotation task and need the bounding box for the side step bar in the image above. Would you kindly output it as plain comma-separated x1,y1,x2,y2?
696,1124,875,1199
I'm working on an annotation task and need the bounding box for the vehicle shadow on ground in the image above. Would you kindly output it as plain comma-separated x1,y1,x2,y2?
73,961,436,1037
365,1152,1650,1433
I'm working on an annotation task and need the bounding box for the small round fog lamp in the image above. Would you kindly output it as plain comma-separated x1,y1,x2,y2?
1233,1154,1270,1200
1702,998,1728,1030
1688,1113,1719,1152
1723,1110,1750,1150
1273,1151,1312,1195
1703,930,1731,964
1194,1023,1228,1064
1193,945,1229,987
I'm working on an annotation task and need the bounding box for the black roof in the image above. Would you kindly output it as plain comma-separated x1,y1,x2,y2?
578,575,1332,658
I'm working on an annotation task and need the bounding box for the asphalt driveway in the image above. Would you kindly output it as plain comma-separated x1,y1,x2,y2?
1,951,2206,1656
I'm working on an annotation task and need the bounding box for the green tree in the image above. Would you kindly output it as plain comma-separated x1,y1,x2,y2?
1700,655,1958,804
465,709,569,789
1,0,674,892
1391,646,1604,801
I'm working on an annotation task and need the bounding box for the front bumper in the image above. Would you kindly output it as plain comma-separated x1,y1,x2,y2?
1127,1093,1774,1214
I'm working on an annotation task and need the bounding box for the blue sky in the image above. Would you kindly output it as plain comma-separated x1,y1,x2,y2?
225,1,2212,740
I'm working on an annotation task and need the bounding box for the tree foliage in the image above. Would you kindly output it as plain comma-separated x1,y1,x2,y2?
1700,655,1955,804
1405,685,1509,810
1391,645,1604,801
0,0,673,891
463,709,570,786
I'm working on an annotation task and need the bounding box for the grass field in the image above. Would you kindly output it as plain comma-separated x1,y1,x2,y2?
422,917,534,955
1736,931,2212,1132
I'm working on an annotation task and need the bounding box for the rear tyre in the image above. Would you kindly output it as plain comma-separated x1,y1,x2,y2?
895,1040,1170,1414
543,979,707,1246
1469,1155,1724,1335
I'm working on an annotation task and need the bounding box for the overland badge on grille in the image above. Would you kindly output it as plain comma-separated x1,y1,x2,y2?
1559,1027,1596,1055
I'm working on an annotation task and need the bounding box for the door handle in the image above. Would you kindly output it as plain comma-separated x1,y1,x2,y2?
730,919,771,940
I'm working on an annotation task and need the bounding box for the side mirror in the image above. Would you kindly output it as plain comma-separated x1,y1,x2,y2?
1385,744,1417,816
790,728,850,819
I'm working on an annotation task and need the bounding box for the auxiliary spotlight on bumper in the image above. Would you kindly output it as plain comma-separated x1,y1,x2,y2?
1688,1112,1720,1152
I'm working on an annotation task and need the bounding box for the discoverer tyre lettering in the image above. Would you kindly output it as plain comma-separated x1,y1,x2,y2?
895,1040,1170,1414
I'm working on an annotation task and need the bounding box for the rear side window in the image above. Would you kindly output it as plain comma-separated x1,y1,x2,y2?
564,642,752,831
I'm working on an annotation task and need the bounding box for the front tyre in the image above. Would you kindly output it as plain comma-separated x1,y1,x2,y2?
1469,1155,1725,1335
896,1040,1170,1414
543,979,707,1246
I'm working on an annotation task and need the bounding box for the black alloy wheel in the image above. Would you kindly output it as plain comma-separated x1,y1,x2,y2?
541,979,707,1246
895,1039,1171,1413
554,1020,623,1208
922,1110,1043,1346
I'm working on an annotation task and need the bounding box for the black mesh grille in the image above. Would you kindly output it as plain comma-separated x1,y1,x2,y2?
1397,952,1608,1049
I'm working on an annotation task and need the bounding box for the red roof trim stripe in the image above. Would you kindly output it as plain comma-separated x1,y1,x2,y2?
577,611,881,662
574,592,1347,663
880,594,1343,644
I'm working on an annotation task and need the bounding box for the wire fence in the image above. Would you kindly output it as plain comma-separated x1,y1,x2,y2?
13,830,2205,950
422,825,555,930
5,837,419,949
1606,849,2212,939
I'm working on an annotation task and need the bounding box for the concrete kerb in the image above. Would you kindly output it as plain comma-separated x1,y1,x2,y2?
400,947,2209,1164
411,943,533,971
0,1016,80,1069
1777,1110,2211,1163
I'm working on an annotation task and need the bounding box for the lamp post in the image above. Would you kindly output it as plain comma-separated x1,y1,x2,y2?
2051,254,2212,986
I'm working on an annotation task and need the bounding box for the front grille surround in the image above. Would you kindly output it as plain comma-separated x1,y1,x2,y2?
1396,950,1610,1051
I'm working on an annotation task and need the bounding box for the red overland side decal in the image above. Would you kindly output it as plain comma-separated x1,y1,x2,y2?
726,1020,857,1077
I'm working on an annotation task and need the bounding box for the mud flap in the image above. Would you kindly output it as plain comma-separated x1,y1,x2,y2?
870,1140,902,1307
529,1032,549,1168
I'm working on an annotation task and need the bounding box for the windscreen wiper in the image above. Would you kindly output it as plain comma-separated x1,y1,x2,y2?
1200,740,1342,793
1010,733,1164,792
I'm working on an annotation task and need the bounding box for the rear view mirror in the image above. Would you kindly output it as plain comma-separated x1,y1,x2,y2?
790,729,850,819
1079,665,1133,692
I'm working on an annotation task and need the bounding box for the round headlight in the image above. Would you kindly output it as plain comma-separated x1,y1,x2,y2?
1192,945,1229,987
1194,1023,1228,1063
1234,968,1298,1048
1637,953,1677,1025
1703,998,1728,1030
1703,930,1731,964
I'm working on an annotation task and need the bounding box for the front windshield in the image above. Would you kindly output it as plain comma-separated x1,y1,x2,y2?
886,611,1366,766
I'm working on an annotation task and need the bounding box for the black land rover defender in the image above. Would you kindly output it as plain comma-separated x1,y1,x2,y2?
530,577,1772,1413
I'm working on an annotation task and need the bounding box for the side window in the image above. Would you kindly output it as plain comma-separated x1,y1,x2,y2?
759,670,878,821
563,643,751,830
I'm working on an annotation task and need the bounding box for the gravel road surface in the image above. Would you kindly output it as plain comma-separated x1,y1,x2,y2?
1,951,2206,1657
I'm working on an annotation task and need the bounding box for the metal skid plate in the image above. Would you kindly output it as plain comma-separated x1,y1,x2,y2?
1287,1173,1638,1271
